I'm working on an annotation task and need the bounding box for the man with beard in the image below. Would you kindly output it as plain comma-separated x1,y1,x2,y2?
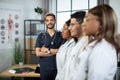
35,13,65,80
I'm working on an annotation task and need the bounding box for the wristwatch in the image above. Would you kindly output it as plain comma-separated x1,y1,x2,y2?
47,48,51,54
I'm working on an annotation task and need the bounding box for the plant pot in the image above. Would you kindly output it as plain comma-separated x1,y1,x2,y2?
35,14,42,20
19,62,23,66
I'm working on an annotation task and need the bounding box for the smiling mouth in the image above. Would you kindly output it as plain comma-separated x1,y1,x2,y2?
47,24,51,26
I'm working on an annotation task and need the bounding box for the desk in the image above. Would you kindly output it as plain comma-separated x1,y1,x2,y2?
0,64,40,78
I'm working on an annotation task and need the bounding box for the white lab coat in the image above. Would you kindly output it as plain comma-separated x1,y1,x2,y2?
56,38,76,79
74,38,117,80
62,36,88,80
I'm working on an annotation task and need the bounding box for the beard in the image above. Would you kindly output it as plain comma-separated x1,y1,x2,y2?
47,24,55,29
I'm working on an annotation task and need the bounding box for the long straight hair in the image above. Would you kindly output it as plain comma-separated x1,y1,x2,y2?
88,4,120,53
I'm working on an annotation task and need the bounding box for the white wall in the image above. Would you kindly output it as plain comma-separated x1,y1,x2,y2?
24,0,43,19
0,0,45,73
0,0,45,19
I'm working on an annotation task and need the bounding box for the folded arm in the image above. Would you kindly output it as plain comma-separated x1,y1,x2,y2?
36,46,58,57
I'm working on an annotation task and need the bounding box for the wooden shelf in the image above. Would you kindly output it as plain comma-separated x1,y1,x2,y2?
24,20,45,64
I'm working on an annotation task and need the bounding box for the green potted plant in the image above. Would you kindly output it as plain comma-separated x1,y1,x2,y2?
34,7,43,19
14,42,24,65
34,6,43,15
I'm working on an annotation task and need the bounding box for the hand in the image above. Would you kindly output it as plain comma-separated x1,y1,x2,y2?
41,45,48,52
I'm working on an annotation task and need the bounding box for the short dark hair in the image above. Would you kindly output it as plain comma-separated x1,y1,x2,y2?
44,13,56,20
71,11,86,24
66,19,70,27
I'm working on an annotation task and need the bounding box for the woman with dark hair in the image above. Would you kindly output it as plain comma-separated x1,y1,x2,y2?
81,4,120,80
56,19,76,80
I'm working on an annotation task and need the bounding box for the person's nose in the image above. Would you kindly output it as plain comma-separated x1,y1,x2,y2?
68,26,71,30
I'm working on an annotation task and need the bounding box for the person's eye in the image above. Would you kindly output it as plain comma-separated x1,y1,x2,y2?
70,23,74,26
45,20,49,22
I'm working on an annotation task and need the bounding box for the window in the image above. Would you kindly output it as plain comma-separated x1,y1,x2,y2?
56,0,97,31
57,0,71,12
